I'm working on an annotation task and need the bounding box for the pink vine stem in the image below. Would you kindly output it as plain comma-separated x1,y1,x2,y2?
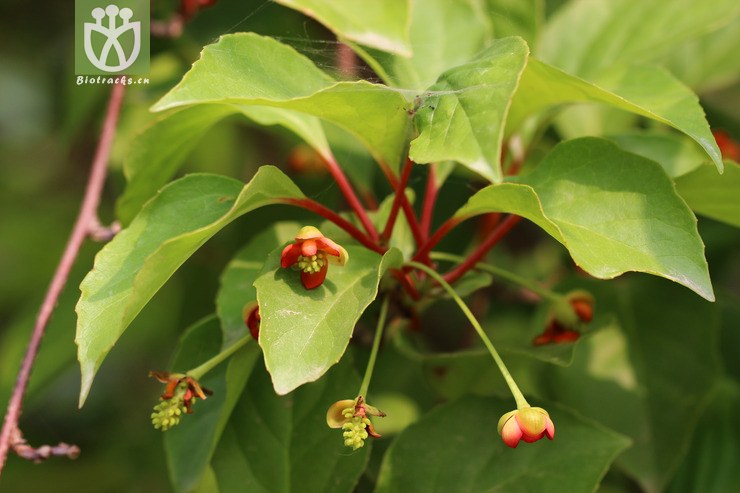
0,83,126,476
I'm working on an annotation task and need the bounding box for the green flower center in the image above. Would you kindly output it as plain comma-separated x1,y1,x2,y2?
341,407,370,450
151,384,191,431
297,252,327,274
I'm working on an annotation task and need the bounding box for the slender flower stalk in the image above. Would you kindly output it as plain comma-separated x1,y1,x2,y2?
442,215,522,284
279,198,385,254
420,164,439,240
322,154,379,241
359,296,390,397
381,158,415,241
405,261,530,409
188,334,251,380
429,252,563,303
412,216,464,263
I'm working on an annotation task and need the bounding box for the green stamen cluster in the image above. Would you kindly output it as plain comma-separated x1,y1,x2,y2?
341,406,370,450
151,386,189,431
297,253,326,274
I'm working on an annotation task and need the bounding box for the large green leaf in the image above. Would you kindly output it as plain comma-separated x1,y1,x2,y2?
216,222,299,348
486,0,543,46
537,0,740,80
116,105,234,224
508,59,723,171
76,168,303,406
116,104,330,224
455,137,714,300
375,396,630,493
666,20,740,92
275,0,412,56
409,37,529,183
545,277,722,492
350,0,492,90
609,132,706,178
667,379,740,493
675,161,740,228
152,33,409,171
255,246,402,395
163,316,261,493
211,357,369,493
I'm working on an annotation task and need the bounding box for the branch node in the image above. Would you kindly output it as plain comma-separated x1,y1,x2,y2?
88,219,121,242
11,428,80,464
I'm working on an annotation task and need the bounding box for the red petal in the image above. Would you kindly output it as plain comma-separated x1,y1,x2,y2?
301,263,328,289
544,417,555,440
316,237,342,257
500,416,522,448
521,432,544,443
301,239,318,256
570,298,593,323
281,243,302,268
246,306,261,340
553,330,580,343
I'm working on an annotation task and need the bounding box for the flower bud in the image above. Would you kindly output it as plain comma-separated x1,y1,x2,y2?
497,407,555,448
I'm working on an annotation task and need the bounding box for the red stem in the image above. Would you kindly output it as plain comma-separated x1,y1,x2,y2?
390,270,421,301
399,191,424,248
412,216,464,263
0,83,126,475
420,164,438,240
281,198,386,255
381,157,413,241
442,215,522,285
322,154,379,241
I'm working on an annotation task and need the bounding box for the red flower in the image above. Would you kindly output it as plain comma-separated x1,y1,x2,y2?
281,226,348,289
497,407,555,448
243,302,260,340
533,290,594,345
713,129,740,161
326,396,385,449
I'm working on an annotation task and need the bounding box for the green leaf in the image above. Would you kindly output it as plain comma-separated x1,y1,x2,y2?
350,0,492,90
409,37,529,183
255,246,402,395
508,59,723,172
675,161,740,228
163,316,261,493
537,0,740,81
666,20,740,91
116,104,329,224
216,222,300,348
376,396,630,493
667,379,740,493
152,33,409,171
76,168,303,406
545,277,722,492
486,0,543,46
275,0,412,56
609,131,706,178
211,357,369,493
116,106,235,224
455,137,714,300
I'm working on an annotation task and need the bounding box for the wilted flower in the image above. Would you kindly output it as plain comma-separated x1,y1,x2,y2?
149,371,212,431
326,396,385,450
281,226,348,289
533,290,594,345
497,407,555,448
